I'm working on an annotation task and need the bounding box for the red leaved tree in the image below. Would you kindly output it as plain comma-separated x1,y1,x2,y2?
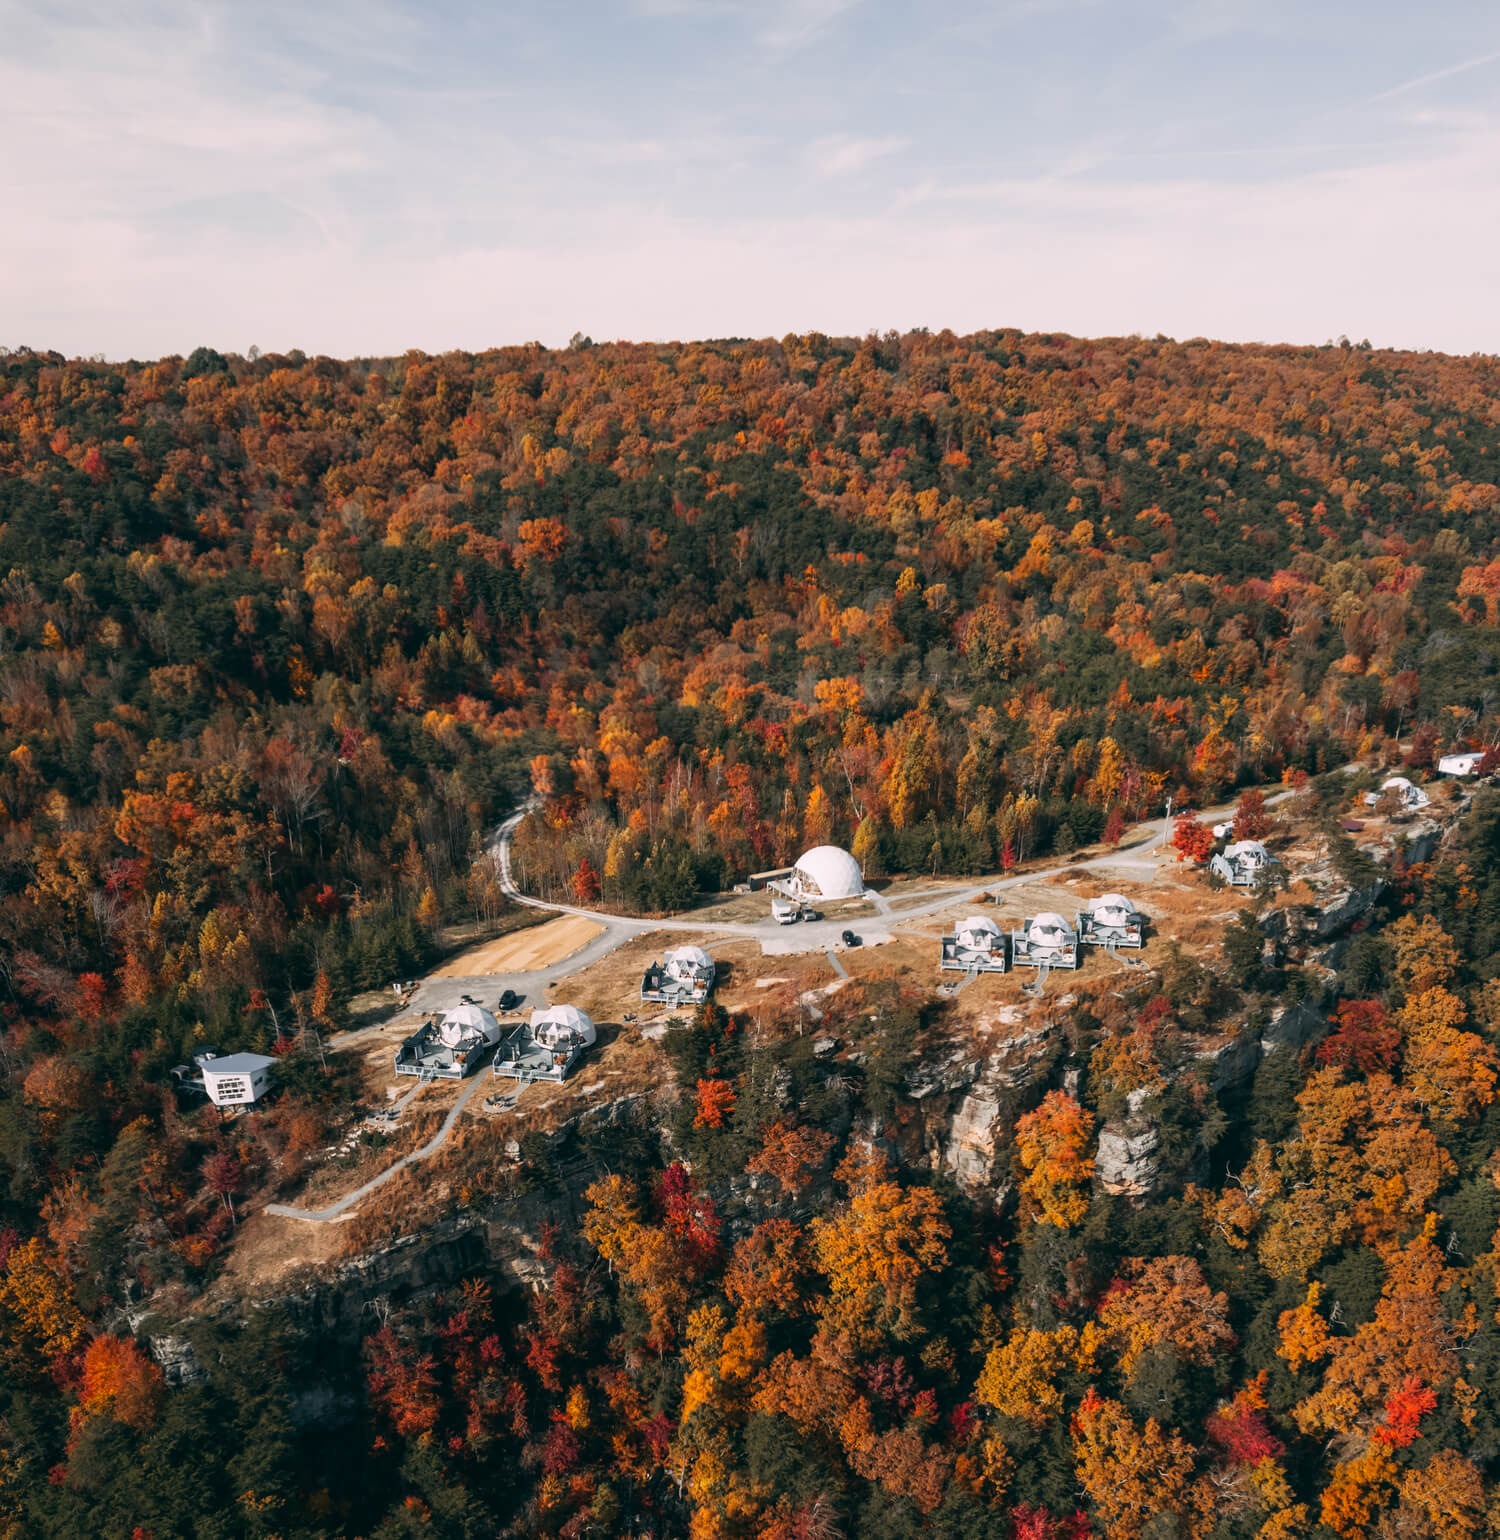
364,1327,440,1438
572,856,601,904
694,1078,736,1129
1316,999,1400,1074
1171,813,1213,864
1373,1376,1437,1447
1231,787,1270,841
202,1151,243,1222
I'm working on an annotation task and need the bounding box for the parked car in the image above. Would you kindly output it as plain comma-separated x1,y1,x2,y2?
841,929,861,947
498,989,521,1011
802,909,822,922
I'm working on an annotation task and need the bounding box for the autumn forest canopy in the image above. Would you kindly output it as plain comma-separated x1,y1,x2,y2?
4,328,1500,1536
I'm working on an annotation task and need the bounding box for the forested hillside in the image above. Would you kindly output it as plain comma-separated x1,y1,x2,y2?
4,331,1500,1536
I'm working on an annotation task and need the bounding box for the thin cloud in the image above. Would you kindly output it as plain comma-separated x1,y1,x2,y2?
807,134,908,176
7,0,1500,359
757,0,860,48
627,0,859,46
1368,47,1500,104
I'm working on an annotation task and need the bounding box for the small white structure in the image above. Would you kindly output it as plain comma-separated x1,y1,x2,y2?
494,1004,597,1083
748,866,794,892
642,945,716,1004
1077,893,1146,950
200,1051,275,1108
1362,775,1430,811
1439,751,1486,777
941,914,1008,973
1210,840,1278,887
1010,911,1079,970
772,845,865,904
395,999,502,1080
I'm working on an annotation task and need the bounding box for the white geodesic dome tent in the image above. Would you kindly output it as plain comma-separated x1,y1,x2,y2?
1224,840,1271,867
438,1001,501,1049
955,915,1003,951
1026,912,1076,950
530,1005,596,1047
1382,776,1429,808
789,845,864,901
1089,894,1136,928
665,945,713,980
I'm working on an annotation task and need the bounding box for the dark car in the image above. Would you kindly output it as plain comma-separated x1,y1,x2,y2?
498,989,522,1011
841,929,861,947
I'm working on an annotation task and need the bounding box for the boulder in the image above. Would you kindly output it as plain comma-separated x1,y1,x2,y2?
907,1049,982,1101
145,1332,204,1387
1095,1122,1160,1198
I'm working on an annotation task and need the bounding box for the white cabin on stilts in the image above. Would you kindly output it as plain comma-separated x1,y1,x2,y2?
199,1052,276,1107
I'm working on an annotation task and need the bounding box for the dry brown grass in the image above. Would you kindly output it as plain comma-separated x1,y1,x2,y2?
204,1208,352,1300
432,913,605,975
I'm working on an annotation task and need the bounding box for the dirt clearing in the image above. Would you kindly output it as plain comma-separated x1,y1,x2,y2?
432,914,604,975
206,1208,350,1298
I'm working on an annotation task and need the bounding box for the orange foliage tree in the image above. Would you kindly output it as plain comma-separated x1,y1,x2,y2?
810,1177,950,1329
73,1334,164,1434
1015,1091,1095,1227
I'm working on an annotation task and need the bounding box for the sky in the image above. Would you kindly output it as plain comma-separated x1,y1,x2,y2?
5,0,1500,359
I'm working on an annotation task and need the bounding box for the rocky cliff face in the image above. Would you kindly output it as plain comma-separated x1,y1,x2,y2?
938,1002,1070,1199
1095,1109,1161,1199
144,1194,563,1385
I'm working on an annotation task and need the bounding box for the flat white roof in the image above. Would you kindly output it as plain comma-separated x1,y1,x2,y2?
201,1052,275,1076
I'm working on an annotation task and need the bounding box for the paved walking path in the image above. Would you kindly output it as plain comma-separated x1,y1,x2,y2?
266,1071,487,1222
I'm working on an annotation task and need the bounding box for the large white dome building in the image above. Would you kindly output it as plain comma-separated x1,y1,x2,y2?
789,845,865,901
